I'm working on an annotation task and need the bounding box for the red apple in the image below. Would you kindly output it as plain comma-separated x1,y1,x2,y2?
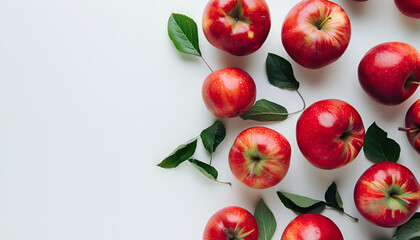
296,99,365,169
394,0,420,19
281,213,344,240
358,42,420,105
354,162,420,227
202,0,271,56
399,99,420,154
229,126,291,189
281,0,351,69
202,67,256,118
203,206,259,240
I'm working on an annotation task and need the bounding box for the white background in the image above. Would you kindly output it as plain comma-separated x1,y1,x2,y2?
0,0,419,239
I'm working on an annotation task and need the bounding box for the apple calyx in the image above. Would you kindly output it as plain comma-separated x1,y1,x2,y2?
317,17,332,30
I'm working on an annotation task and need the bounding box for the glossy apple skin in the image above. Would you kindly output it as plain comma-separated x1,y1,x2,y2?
296,99,365,169
281,0,351,69
203,206,259,240
202,0,271,56
403,99,420,154
281,213,344,240
394,0,420,19
202,67,256,118
354,162,420,228
358,42,420,105
229,126,291,189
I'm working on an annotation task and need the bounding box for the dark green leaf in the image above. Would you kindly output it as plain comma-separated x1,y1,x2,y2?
200,121,226,155
188,159,218,181
240,99,289,122
157,138,197,168
254,199,276,240
393,213,420,240
277,191,326,214
325,182,343,211
409,237,420,240
266,53,299,90
168,13,201,56
363,122,401,163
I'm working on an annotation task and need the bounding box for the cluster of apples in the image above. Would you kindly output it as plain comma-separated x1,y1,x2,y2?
191,0,420,239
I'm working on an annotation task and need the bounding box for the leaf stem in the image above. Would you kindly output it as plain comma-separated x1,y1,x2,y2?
297,89,306,110
343,211,359,222
325,203,359,222
215,180,232,186
201,56,213,72
286,89,307,115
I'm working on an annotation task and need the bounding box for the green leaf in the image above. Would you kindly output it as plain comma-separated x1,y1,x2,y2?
254,199,276,240
188,159,218,181
200,121,226,156
324,182,343,211
157,138,197,168
277,191,326,214
168,13,201,56
240,99,289,122
363,122,401,163
393,213,420,240
266,53,299,90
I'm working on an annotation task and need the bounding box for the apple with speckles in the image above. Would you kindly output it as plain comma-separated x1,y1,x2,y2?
229,126,291,189
354,162,420,227
202,67,256,118
202,0,271,56
281,0,351,69
281,213,344,240
203,206,259,240
358,42,420,105
394,0,420,19
296,99,365,169
399,99,420,154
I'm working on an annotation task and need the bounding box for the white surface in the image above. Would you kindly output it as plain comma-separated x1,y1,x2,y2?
0,0,419,239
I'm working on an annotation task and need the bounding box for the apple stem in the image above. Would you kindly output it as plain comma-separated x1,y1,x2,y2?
317,17,332,30
201,57,214,72
250,161,258,177
406,81,420,85
398,127,420,133
392,194,411,206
